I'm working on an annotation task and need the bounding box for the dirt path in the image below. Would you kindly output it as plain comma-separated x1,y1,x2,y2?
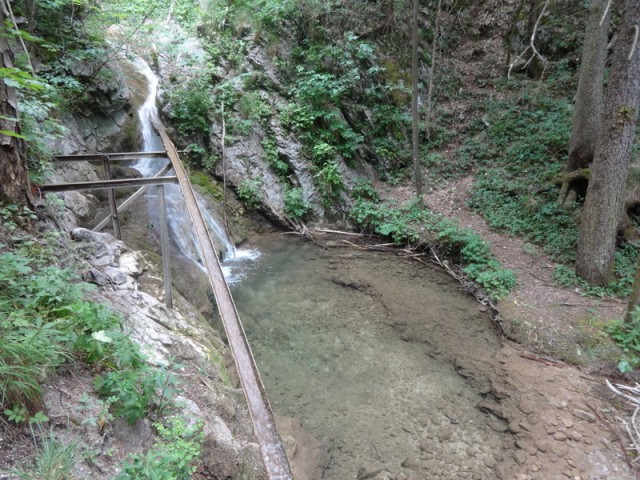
379,179,638,479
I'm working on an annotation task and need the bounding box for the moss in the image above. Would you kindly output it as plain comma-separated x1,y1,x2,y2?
189,171,223,201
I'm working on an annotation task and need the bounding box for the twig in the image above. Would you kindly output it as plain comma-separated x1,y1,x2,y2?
507,0,550,79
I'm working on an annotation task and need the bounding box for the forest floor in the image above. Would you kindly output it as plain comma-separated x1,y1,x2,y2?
378,177,640,479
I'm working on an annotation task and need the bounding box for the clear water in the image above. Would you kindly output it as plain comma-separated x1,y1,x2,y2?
232,234,509,479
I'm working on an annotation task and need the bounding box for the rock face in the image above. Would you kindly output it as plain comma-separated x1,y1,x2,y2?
156,35,366,226
48,59,140,156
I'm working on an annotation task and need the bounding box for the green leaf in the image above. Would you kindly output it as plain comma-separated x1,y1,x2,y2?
0,129,26,139
92,330,114,343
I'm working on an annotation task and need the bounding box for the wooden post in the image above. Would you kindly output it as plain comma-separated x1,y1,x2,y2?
102,155,122,240
157,184,173,309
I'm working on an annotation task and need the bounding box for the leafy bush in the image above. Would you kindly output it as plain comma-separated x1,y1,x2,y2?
351,200,516,300
237,178,263,210
284,187,310,221
463,91,576,262
0,221,176,425
167,78,213,138
117,416,204,480
607,308,640,372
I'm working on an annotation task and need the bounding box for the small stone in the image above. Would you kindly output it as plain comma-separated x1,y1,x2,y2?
566,458,577,468
531,465,540,472
554,431,568,441
401,457,420,469
519,422,531,432
419,439,432,452
572,409,596,423
535,440,549,453
567,430,582,442
516,439,537,455
483,456,496,469
493,464,508,479
561,418,574,428
514,450,528,465
508,421,521,433
518,400,535,415
488,419,508,433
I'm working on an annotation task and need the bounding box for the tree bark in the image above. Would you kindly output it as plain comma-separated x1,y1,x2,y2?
576,0,640,285
564,0,611,179
0,3,32,206
625,252,640,323
411,0,423,205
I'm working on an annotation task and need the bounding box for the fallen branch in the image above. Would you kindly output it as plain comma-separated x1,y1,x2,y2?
606,379,640,462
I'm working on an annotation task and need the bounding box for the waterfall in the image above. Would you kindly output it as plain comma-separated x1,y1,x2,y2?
129,56,259,281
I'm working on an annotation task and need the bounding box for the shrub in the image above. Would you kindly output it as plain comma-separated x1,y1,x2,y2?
351,200,516,300
284,187,310,221
237,178,263,210
117,416,204,480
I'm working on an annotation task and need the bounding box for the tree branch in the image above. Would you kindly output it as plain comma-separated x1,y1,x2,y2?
508,0,550,79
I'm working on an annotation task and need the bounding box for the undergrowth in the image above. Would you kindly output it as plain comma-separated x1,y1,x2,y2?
351,199,516,301
460,84,637,297
0,208,201,477
607,308,640,373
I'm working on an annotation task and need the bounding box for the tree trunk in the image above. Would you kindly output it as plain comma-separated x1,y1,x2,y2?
0,3,32,206
559,0,611,206
625,253,640,323
576,0,640,285
411,0,423,205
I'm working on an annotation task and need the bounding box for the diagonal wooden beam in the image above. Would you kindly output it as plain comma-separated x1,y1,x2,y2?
154,121,294,480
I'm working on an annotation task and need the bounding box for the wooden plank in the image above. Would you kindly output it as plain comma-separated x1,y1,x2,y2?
53,151,168,162
38,176,178,193
102,155,121,240
154,121,293,479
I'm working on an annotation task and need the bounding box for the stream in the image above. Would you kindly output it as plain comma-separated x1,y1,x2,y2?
232,234,511,479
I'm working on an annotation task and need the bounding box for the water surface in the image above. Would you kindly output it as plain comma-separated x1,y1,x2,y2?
233,234,510,479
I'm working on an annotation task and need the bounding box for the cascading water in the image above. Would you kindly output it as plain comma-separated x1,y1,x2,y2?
130,56,258,282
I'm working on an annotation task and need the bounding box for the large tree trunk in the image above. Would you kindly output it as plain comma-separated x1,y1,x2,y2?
576,0,640,285
559,0,611,206
0,3,32,206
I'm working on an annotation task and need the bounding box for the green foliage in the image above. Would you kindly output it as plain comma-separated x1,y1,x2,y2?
351,200,516,300
351,178,380,202
284,187,310,221
262,138,290,177
462,90,575,261
166,78,213,138
237,178,263,210
607,309,640,372
117,416,204,480
0,226,177,426
190,171,223,200
94,364,177,425
314,161,344,206
551,242,638,298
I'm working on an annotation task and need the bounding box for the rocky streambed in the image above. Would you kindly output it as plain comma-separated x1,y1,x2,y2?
232,233,636,480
